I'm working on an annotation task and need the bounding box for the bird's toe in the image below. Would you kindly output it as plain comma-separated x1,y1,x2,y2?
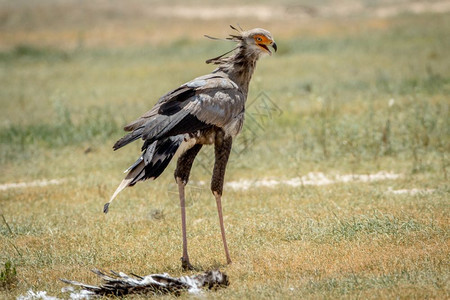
181,257,195,271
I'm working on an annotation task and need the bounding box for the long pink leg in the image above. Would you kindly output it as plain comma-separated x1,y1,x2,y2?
177,177,194,270
174,144,202,270
214,191,232,264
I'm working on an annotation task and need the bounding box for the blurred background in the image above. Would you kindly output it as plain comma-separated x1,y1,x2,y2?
1,1,449,298
1,0,448,178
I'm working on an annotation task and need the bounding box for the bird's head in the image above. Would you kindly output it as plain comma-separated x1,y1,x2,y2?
205,26,277,65
241,28,277,56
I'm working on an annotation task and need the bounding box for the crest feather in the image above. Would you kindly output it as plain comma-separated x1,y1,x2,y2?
205,25,245,64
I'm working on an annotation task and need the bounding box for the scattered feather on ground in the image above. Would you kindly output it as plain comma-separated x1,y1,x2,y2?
60,269,228,298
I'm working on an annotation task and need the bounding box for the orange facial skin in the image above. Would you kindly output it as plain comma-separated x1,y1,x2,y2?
253,34,275,54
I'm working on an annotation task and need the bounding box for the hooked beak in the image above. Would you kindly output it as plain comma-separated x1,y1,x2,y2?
271,42,277,53
258,41,278,55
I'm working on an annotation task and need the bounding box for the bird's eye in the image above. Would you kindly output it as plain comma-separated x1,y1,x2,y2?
256,37,262,42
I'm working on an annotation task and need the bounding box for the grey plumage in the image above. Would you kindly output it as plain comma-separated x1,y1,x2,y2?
106,26,277,269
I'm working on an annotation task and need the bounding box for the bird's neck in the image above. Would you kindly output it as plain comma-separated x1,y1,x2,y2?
216,46,259,97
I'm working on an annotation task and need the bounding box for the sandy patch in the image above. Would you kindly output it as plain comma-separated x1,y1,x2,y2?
153,5,287,21
154,1,450,20
225,171,402,191
387,187,435,195
0,178,65,191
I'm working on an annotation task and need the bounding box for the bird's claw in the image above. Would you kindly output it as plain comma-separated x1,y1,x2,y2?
181,257,195,271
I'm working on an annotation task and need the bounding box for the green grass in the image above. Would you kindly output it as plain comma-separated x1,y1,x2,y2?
0,4,449,300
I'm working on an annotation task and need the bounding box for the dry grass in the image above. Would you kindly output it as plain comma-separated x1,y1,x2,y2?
1,178,448,299
1,1,449,299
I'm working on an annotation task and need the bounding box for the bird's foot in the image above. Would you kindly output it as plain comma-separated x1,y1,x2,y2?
181,257,195,271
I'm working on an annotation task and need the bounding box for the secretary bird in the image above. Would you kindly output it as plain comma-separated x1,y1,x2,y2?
104,26,277,270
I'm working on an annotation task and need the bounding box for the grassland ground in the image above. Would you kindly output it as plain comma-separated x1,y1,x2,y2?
1,1,449,299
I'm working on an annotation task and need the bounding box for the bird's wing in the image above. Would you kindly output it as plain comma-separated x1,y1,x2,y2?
113,74,245,150
124,74,237,131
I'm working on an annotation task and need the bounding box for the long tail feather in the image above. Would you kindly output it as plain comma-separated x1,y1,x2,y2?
104,160,145,213
105,136,184,213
